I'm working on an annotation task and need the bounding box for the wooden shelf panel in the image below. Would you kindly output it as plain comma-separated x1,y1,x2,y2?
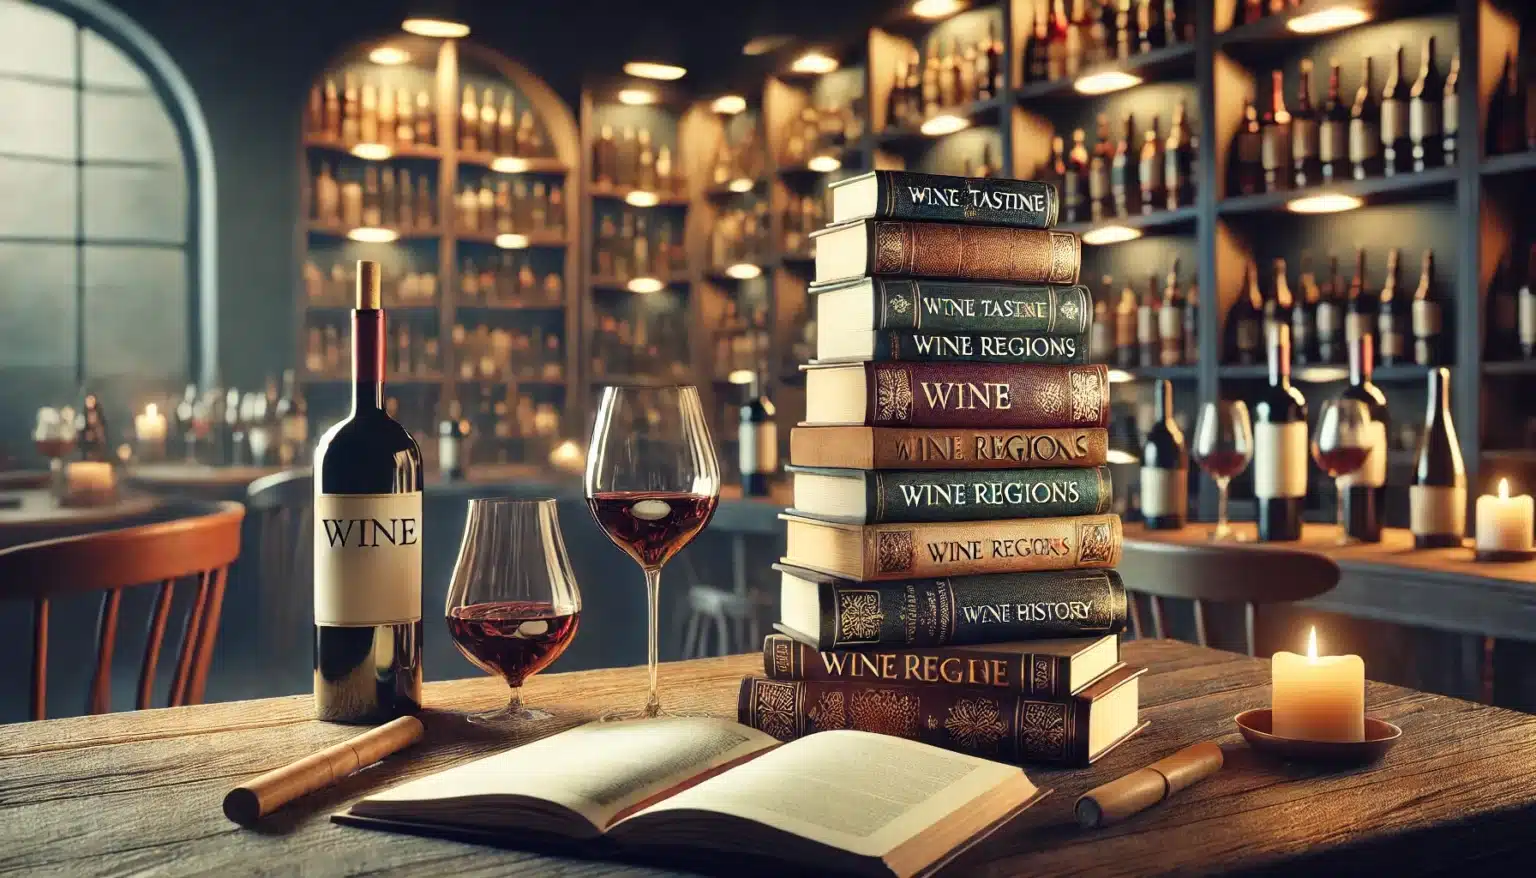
303,137,444,161
303,372,446,384
455,152,568,174
304,299,440,310
1215,0,1444,54
588,183,690,207
454,230,569,247
588,374,684,387
1481,151,1536,179
1219,362,1440,382
703,178,768,197
873,95,1008,147
453,301,566,311
1059,205,1198,238
1483,360,1536,376
305,223,444,240
1014,42,1196,102
452,376,568,387
1112,365,1200,381
1217,165,1458,216
589,273,693,292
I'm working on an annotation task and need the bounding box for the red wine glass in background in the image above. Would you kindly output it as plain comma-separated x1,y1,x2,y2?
446,498,583,726
585,384,721,720
1192,400,1254,542
1311,399,1374,546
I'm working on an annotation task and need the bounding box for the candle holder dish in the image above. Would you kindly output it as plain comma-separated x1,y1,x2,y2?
1473,548,1536,563
1234,709,1400,765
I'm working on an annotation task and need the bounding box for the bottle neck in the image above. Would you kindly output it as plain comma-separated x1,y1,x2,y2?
352,309,384,413
1350,332,1374,385
1153,380,1173,421
1268,324,1292,386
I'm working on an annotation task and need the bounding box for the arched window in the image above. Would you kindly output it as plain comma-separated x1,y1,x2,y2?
0,0,213,449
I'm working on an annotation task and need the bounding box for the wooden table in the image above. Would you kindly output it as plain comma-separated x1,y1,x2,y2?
5,639,1535,875
126,463,286,498
0,489,159,549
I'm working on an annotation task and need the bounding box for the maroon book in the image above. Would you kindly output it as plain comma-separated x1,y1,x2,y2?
804,362,1110,429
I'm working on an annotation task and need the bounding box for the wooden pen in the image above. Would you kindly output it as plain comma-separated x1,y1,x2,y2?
1075,740,1223,829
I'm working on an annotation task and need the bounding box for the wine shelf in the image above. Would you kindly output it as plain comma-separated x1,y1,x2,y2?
454,230,569,247
1481,360,1536,376
304,222,444,239
1481,151,1536,179
1058,205,1199,237
1214,0,1441,53
1219,363,1437,383
874,94,1007,146
587,183,691,207
1216,165,1460,217
302,137,444,162
1013,42,1197,103
454,152,568,174
1118,366,1199,382
589,273,693,292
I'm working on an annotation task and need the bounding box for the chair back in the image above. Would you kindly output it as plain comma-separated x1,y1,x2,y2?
1118,537,1340,655
0,500,244,719
246,470,313,651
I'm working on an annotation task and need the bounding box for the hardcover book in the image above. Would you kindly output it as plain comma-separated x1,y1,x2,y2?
812,220,1081,287
774,563,1128,648
781,512,1123,581
787,465,1114,524
803,362,1111,429
337,717,1048,878
762,631,1122,698
811,277,1092,336
737,666,1147,766
828,171,1060,229
788,425,1110,471
815,330,1088,365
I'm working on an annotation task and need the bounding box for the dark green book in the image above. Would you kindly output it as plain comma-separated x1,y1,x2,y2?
787,465,1112,524
829,170,1059,228
810,277,1092,336
814,330,1088,365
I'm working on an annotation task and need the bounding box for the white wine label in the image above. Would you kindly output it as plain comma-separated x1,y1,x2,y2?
1292,119,1318,159
438,436,460,472
1337,421,1387,488
739,422,778,475
1344,311,1365,344
1381,100,1406,143
1090,323,1115,361
1410,484,1466,537
1140,467,1188,519
1443,97,1459,135
1291,313,1311,343
1412,300,1442,336
1254,421,1309,499
1410,100,1443,142
1519,291,1536,345
1136,307,1157,344
314,492,423,626
1316,302,1342,334
1319,122,1347,163
1349,120,1380,162
1261,131,1292,172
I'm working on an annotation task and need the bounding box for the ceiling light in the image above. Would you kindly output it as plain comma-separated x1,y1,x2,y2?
920,114,970,136
1106,369,1136,385
791,50,839,75
1286,6,1370,34
618,87,658,106
491,156,530,173
1074,71,1143,95
1286,193,1363,214
624,190,661,208
912,0,965,19
712,94,748,115
727,369,756,384
725,263,762,279
728,177,755,193
349,142,393,161
743,35,793,56
368,47,411,66
495,233,530,249
1081,225,1143,245
347,227,399,244
623,61,687,81
627,277,666,293
401,18,469,39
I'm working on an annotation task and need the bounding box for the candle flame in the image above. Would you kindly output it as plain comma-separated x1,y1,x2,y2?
1307,627,1318,662
1500,478,1510,500
145,403,158,417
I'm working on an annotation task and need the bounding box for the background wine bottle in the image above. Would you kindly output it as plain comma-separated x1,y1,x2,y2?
1292,255,1319,366
1140,378,1188,530
1377,248,1407,366
1410,36,1444,171
1381,43,1412,176
1522,244,1536,359
1412,250,1443,366
1410,367,1466,548
1159,258,1184,366
1254,322,1308,542
1316,254,1343,364
739,379,777,497
312,260,424,724
1292,60,1321,188
1350,57,1383,179
1235,95,1262,195
437,398,466,481
1231,260,1263,365
1137,273,1159,367
1320,59,1349,182
1261,70,1292,193
1339,332,1388,542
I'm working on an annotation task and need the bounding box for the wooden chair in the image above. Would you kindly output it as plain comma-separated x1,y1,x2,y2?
246,470,312,651
0,500,243,720
1118,538,1340,656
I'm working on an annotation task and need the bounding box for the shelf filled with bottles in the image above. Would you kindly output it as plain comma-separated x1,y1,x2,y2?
1014,0,1197,102
1215,0,1442,52
303,135,444,162
1218,164,1458,215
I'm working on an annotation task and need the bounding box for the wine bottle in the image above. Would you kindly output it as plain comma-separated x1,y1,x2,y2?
1410,37,1444,171
1350,57,1383,179
460,86,478,153
1316,254,1344,364
1089,114,1113,221
1064,0,1085,78
1345,248,1371,353
1138,115,1166,213
1136,273,1160,367
1265,257,1294,342
1159,258,1184,366
1339,332,1388,543
1231,260,1263,365
739,380,777,497
1066,128,1090,222
438,398,466,481
1412,250,1443,366
1318,59,1349,182
1292,254,1319,365
1182,274,1199,364
1442,48,1460,167
1235,95,1263,195
312,260,424,724
1115,282,1138,367
1486,253,1516,360
1487,52,1527,156
1047,0,1069,81
1292,60,1321,188
1111,113,1139,217
1166,101,1195,209
1254,322,1308,542
1027,0,1050,83
1381,43,1412,175
1090,282,1115,362
1521,244,1536,359
1141,380,1188,530
1260,70,1292,193
1376,248,1406,366
1410,366,1466,549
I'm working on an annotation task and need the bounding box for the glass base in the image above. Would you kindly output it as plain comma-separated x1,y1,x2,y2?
599,706,713,723
466,704,554,726
1208,526,1250,543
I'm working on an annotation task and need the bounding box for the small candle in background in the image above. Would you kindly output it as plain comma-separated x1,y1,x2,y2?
1271,627,1364,743
1475,479,1534,555
134,403,168,462
64,460,117,505
548,439,585,475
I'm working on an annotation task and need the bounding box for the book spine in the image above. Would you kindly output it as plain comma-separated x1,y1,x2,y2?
874,280,1091,336
862,363,1110,428
854,514,1122,580
869,221,1081,285
804,568,1125,648
875,331,1088,365
789,426,1110,470
762,635,1078,697
866,466,1112,523
737,677,1091,764
872,172,1059,228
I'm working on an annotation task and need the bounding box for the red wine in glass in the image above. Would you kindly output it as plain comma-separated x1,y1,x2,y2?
1194,449,1252,479
586,491,718,568
447,601,581,687
1312,445,1369,478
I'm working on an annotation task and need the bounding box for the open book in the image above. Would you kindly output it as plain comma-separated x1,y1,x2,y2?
336,717,1047,878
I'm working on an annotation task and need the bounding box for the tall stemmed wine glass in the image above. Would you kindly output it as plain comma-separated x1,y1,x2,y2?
1193,400,1254,541
1311,399,1375,546
585,385,720,720
446,498,583,726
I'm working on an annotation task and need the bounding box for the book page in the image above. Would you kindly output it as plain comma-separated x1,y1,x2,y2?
625,729,1027,857
357,717,778,831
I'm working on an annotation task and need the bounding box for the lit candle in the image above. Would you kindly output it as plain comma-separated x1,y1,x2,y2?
1271,627,1365,743
134,403,167,442
1475,478,1534,555
64,460,118,504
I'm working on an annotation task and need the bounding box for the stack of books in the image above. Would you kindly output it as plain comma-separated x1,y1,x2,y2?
735,169,1144,766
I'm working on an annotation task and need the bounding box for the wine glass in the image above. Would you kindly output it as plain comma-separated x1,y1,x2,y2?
585,385,721,720
1192,400,1254,542
34,407,77,500
1311,399,1375,546
446,498,583,726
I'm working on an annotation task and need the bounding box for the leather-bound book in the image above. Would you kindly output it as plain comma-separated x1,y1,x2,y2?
781,512,1123,581
815,330,1089,365
813,219,1081,286
828,170,1060,228
787,465,1114,524
804,362,1110,429
772,563,1127,648
788,425,1110,470
810,278,1091,337
738,666,1147,766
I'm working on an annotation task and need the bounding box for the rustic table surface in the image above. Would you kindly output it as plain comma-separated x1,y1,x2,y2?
3,639,1534,876
0,489,159,548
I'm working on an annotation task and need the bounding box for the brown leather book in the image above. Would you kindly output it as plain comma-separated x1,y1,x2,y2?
738,666,1147,766
789,425,1110,470
812,219,1081,286
804,362,1110,429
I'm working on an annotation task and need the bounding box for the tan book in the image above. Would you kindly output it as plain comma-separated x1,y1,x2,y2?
790,425,1109,470
813,219,1080,286
782,512,1123,581
338,717,1048,878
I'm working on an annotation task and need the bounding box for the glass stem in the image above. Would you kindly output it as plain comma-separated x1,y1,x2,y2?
1336,478,1346,530
643,566,662,718
1216,477,1230,535
506,684,523,713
